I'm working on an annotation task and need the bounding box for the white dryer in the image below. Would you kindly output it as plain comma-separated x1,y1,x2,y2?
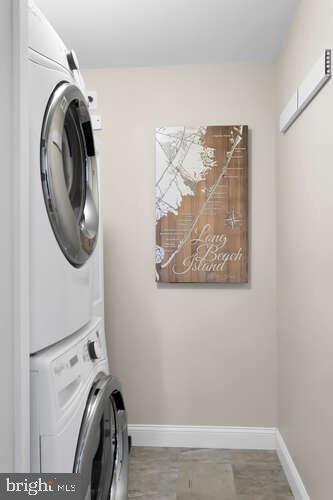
28,1,99,353
30,317,128,499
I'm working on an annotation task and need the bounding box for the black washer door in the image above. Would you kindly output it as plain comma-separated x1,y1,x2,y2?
41,82,99,267
73,374,128,500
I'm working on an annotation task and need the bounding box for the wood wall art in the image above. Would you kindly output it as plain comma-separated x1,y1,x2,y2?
155,125,248,283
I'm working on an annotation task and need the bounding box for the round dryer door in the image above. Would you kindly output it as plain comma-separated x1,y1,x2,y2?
41,82,98,267
74,374,128,500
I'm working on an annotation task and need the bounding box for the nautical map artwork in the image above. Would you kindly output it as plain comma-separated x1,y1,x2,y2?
155,125,248,283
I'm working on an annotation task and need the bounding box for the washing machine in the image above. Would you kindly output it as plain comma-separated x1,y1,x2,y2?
30,317,128,499
28,0,99,353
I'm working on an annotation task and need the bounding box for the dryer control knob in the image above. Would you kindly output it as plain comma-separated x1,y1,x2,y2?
87,340,99,360
67,49,80,71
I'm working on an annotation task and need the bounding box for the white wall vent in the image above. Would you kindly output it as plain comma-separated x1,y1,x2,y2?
280,49,331,133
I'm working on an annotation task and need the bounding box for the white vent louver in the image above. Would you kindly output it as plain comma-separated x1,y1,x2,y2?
280,49,331,133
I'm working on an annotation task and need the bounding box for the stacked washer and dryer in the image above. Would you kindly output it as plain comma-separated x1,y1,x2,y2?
28,2,128,498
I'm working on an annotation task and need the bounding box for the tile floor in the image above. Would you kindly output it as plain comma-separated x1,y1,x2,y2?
128,447,294,500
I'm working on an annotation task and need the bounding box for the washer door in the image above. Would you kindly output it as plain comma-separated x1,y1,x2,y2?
74,374,128,500
41,82,98,267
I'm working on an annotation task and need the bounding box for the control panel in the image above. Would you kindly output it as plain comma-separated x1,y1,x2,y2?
50,323,105,409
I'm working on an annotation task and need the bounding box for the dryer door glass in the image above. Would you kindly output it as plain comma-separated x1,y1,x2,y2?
41,82,99,267
73,375,128,500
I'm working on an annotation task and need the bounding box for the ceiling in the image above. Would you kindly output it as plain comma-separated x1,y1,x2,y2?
35,0,299,68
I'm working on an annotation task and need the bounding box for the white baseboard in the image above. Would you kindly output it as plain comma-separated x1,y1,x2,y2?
129,425,310,498
276,430,310,500
128,425,276,450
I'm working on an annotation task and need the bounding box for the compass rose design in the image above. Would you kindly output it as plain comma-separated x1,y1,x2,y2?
225,209,242,229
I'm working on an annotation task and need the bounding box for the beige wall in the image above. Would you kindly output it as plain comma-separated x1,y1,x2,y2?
84,64,277,427
277,1,333,498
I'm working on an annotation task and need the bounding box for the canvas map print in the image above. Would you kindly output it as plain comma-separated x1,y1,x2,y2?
155,125,248,283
